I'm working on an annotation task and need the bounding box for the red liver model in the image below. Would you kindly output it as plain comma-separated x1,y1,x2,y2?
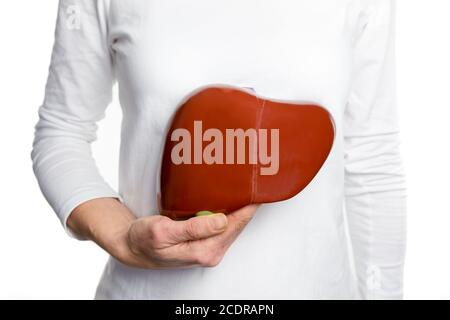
158,85,335,219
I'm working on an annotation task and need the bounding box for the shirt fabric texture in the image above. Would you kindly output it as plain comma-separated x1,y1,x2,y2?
32,0,407,300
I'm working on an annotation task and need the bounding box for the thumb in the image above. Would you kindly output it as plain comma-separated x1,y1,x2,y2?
167,213,228,243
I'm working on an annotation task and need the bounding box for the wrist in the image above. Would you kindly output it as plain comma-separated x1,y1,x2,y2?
95,214,133,262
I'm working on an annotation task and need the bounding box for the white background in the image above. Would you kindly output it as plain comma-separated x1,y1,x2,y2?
0,0,449,299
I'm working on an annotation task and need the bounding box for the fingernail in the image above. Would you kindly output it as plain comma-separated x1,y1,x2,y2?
210,214,227,231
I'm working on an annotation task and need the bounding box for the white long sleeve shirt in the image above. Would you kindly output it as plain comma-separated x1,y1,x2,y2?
32,0,406,300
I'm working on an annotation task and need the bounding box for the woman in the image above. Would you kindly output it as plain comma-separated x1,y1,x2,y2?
32,0,406,299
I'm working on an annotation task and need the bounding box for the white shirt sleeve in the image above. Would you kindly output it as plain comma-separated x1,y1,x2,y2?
344,0,407,299
31,0,119,239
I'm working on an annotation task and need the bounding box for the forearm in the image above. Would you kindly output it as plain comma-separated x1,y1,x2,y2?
345,133,407,299
346,189,407,299
67,198,136,261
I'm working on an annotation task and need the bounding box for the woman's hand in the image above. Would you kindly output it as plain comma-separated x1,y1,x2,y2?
68,198,258,269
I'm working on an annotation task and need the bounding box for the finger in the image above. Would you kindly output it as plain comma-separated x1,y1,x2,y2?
125,245,199,269
157,206,259,267
230,204,260,219
192,204,261,255
166,213,228,244
162,239,224,268
160,241,206,266
225,204,259,234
